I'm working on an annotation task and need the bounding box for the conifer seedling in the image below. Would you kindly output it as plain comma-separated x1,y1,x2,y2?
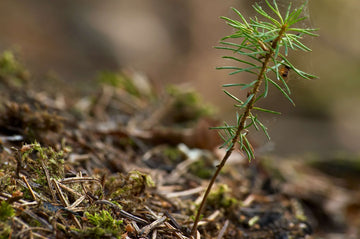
191,0,318,236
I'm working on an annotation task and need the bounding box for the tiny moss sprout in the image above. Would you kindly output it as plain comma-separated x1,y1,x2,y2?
82,210,123,238
0,50,29,87
20,141,65,180
0,201,15,221
0,201,15,238
191,0,318,236
98,71,141,97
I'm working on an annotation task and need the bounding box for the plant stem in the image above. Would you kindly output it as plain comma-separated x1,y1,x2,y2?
190,25,287,238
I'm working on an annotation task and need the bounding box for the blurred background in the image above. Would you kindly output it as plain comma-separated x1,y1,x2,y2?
0,0,359,157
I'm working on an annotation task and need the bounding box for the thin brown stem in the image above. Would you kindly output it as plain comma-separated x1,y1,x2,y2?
190,25,287,238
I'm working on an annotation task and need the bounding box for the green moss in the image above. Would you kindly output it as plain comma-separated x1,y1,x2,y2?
129,170,155,188
21,189,35,201
98,71,140,97
108,171,154,200
86,210,123,228
165,85,214,124
207,184,239,210
0,201,15,221
0,173,13,194
189,159,214,179
79,210,123,239
0,223,12,239
21,142,65,180
11,142,68,201
0,202,15,239
0,50,29,87
162,146,183,163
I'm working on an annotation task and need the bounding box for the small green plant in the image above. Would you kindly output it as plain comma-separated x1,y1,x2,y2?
81,210,123,238
191,0,318,236
165,85,213,125
86,210,123,228
98,71,140,97
21,142,65,180
0,201,15,238
105,170,154,205
0,50,29,88
206,184,239,210
0,201,15,221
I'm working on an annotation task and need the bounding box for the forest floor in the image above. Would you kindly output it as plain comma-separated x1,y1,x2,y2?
0,51,359,239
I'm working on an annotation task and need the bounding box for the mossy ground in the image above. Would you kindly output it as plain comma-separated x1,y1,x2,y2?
0,51,357,238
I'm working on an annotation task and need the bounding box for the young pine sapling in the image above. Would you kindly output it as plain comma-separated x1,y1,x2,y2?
191,0,318,236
